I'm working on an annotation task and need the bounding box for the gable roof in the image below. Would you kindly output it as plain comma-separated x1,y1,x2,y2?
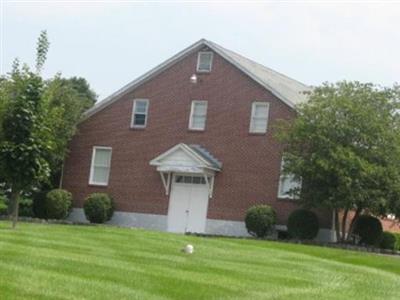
84,39,311,119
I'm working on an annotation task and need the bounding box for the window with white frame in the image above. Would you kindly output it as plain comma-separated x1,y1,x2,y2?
250,102,269,133
89,147,112,186
196,51,213,72
131,99,149,128
278,158,301,199
189,100,207,130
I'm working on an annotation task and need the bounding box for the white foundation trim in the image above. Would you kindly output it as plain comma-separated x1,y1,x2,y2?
68,208,335,242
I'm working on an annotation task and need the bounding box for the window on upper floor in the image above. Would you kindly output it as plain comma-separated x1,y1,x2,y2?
89,147,112,186
249,102,269,134
196,51,213,72
278,158,301,199
189,100,208,131
131,99,149,128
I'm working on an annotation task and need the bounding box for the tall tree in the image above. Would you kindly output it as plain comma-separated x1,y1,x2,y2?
0,31,52,228
276,81,400,241
0,30,97,221
42,75,96,187
0,67,51,228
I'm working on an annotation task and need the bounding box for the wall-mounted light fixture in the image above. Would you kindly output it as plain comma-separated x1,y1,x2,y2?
190,74,198,84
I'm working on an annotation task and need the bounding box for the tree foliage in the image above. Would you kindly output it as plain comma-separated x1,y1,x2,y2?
276,81,400,241
35,30,50,74
0,63,51,227
0,30,96,226
42,75,96,185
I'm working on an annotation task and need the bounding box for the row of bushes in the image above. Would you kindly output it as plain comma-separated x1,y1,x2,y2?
244,205,400,251
0,190,114,224
245,205,320,240
2,190,398,249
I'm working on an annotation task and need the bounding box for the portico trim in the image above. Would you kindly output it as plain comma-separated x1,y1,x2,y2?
150,143,222,198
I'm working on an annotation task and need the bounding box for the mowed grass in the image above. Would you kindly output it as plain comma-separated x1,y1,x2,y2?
0,222,399,300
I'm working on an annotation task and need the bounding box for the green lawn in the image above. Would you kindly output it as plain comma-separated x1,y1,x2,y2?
0,222,399,300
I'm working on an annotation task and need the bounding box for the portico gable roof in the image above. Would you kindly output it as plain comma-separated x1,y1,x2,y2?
149,143,222,173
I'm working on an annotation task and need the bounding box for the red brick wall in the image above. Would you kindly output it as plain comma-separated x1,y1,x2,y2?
62,48,333,228
382,218,400,233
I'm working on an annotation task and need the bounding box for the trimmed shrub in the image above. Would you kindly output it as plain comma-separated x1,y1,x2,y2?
287,209,319,240
353,215,383,246
83,193,114,224
45,189,72,220
380,232,397,250
245,205,276,237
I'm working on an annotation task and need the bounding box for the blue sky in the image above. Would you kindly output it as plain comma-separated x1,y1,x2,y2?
1,1,400,100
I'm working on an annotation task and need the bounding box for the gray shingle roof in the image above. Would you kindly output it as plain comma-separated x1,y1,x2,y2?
189,144,222,170
206,40,312,107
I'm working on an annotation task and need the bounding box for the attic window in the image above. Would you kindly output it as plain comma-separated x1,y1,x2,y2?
196,52,213,72
249,102,269,134
131,99,149,128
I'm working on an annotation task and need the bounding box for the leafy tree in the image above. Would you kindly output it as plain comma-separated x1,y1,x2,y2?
276,81,400,241
0,31,53,227
42,75,96,187
0,68,51,227
0,31,97,220
60,77,97,110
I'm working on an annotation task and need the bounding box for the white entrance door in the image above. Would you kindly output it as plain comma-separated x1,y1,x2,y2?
167,175,209,233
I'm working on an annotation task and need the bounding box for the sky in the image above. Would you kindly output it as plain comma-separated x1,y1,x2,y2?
1,0,400,101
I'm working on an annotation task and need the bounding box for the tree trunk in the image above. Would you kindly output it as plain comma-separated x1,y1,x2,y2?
334,209,341,242
58,161,64,189
10,189,20,229
341,209,349,242
346,207,362,242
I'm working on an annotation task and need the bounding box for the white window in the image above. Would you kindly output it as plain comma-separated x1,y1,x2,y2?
89,147,112,186
189,100,207,130
250,102,269,134
278,158,301,199
196,51,213,72
131,99,149,128
175,175,207,184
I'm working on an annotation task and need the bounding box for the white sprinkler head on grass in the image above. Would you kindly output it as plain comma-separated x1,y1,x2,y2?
183,244,194,254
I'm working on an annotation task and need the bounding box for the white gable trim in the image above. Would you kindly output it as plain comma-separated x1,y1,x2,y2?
83,39,310,121
150,143,218,170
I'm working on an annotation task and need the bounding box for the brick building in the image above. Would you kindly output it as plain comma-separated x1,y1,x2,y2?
62,39,335,241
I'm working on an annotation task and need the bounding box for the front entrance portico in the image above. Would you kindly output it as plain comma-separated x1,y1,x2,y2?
150,143,222,233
